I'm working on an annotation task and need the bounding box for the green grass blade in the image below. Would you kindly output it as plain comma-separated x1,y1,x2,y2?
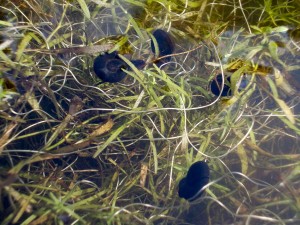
93,117,138,157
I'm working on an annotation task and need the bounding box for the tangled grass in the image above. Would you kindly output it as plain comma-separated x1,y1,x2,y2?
0,0,300,224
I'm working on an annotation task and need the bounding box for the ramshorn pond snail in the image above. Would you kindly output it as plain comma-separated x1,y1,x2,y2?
150,29,174,65
210,74,232,96
178,161,210,202
93,51,145,83
210,73,249,97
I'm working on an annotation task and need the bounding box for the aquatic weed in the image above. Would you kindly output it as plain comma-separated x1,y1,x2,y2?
0,0,300,224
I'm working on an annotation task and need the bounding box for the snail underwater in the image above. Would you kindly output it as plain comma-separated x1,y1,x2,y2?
178,161,210,202
150,29,175,66
210,73,249,96
93,51,145,83
93,29,174,83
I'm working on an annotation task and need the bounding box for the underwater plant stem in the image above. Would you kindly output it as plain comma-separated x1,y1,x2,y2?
23,44,114,55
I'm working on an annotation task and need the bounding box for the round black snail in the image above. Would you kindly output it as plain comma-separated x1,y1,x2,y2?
210,73,249,97
150,29,174,65
210,74,232,97
93,29,174,83
178,161,210,201
93,51,145,83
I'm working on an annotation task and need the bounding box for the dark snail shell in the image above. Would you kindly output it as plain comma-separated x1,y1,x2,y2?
210,73,249,96
93,52,146,83
130,59,146,69
93,52,128,83
178,161,210,201
210,74,232,96
150,29,174,65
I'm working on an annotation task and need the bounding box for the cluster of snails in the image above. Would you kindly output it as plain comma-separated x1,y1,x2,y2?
94,29,247,97
93,29,174,83
93,30,250,201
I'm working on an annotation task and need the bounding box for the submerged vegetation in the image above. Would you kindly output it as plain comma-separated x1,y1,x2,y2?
0,0,300,224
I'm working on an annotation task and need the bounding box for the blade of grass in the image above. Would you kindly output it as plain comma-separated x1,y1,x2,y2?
93,117,138,157
76,0,91,19
15,32,33,61
142,122,158,174
236,144,248,175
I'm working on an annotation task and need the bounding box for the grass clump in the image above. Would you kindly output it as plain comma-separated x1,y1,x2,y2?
1,0,300,224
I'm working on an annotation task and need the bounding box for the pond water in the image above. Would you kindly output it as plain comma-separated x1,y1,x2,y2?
0,0,299,225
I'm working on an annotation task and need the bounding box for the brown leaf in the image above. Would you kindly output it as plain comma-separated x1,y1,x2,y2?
0,122,17,154
140,163,148,187
89,118,114,138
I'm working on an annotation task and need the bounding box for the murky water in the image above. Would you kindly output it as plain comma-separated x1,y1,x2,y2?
0,1,299,224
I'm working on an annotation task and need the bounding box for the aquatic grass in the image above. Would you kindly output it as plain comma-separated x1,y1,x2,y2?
1,0,300,224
